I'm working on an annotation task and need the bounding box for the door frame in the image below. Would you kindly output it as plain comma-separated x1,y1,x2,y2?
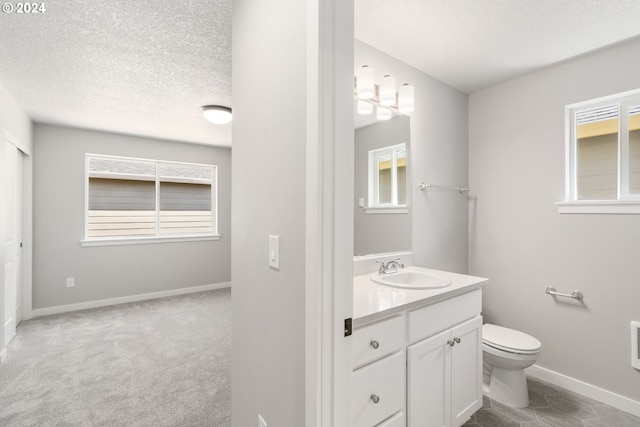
3,130,32,327
305,0,354,426
3,137,18,347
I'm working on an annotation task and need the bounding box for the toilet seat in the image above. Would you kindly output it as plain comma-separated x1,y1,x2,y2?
483,324,541,355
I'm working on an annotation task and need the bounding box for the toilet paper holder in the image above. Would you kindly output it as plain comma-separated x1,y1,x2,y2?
546,286,584,300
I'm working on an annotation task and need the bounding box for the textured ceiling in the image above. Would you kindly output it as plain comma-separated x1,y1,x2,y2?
2,1,640,147
355,0,640,93
0,0,232,146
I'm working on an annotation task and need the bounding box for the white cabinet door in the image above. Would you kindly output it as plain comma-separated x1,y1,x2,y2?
407,329,451,427
451,316,483,426
407,316,483,427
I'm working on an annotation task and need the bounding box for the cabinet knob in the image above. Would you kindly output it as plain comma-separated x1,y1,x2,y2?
454,337,461,344
370,394,380,404
370,340,380,349
447,339,455,346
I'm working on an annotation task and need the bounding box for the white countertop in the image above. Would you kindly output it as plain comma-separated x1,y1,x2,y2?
353,266,489,327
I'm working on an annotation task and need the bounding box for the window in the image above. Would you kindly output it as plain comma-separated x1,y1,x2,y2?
559,89,640,213
367,143,407,212
84,154,218,243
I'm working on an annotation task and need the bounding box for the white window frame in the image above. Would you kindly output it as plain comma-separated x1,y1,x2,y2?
558,88,640,214
365,143,409,214
82,154,220,246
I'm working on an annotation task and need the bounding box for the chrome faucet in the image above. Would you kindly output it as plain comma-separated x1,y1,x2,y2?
377,258,405,274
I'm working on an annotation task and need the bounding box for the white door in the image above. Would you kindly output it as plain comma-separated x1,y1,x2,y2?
3,140,22,347
14,144,23,326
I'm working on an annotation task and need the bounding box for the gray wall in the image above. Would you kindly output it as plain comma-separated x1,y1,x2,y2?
469,37,640,402
354,115,412,255
231,1,307,425
0,81,32,352
355,41,469,272
32,124,231,309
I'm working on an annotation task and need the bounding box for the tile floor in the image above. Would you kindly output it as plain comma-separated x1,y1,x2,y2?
464,377,640,427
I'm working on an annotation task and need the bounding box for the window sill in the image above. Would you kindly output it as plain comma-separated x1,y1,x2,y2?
81,234,221,247
556,201,640,214
363,206,409,214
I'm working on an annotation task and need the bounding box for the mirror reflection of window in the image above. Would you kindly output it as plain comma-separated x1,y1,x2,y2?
629,104,640,195
370,143,407,207
354,113,410,256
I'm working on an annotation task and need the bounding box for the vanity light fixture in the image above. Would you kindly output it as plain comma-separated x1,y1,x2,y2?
200,105,233,125
356,65,375,99
398,84,415,113
376,106,392,121
378,75,396,107
355,65,414,115
357,100,374,115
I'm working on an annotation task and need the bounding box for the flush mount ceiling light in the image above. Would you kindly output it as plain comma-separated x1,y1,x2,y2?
200,105,232,125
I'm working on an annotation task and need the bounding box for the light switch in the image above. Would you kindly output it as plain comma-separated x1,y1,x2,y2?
269,235,280,270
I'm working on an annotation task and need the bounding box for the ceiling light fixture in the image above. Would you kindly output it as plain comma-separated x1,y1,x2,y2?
200,105,233,125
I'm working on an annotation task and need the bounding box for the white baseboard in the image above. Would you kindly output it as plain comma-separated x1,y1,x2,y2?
527,364,640,418
26,282,231,319
0,347,6,364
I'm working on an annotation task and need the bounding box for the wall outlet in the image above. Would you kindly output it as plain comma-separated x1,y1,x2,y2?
258,414,268,427
66,277,75,288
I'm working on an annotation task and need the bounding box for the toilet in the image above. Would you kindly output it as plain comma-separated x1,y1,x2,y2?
482,323,542,408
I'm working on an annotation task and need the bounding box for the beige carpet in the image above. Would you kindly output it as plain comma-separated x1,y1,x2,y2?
0,288,231,426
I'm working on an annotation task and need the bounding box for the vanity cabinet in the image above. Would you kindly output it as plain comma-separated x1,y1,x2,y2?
407,316,483,427
352,289,483,427
352,315,406,427
353,351,406,427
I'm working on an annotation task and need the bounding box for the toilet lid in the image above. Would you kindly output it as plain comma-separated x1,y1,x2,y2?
483,324,541,354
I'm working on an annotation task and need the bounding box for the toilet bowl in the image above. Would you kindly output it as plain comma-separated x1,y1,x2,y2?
482,324,542,408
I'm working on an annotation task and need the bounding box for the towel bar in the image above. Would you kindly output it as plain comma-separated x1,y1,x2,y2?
546,286,583,300
419,182,470,193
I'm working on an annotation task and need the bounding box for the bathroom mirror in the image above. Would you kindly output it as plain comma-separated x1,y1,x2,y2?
354,104,412,256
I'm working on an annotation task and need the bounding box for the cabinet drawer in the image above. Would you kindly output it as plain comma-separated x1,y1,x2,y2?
352,351,405,427
408,289,481,343
353,314,405,369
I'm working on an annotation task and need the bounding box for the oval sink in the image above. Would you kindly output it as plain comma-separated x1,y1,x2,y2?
370,269,451,289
